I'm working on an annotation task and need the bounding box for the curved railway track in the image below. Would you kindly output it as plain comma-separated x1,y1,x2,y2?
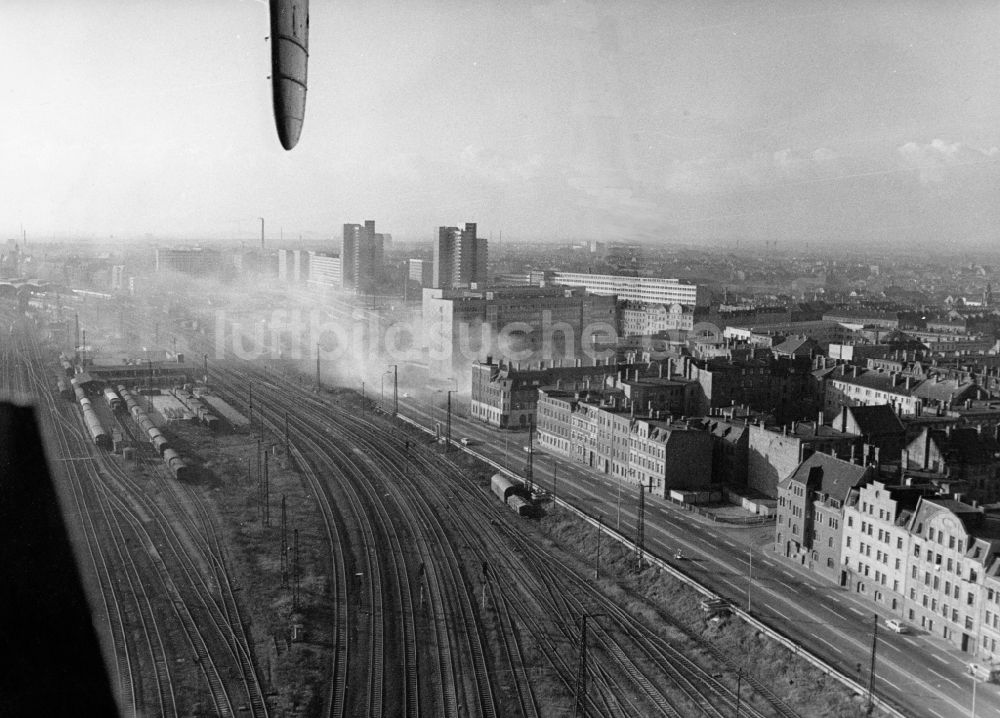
6,322,270,718
219,359,802,718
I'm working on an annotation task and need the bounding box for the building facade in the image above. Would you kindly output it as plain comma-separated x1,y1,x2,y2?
342,220,386,294
422,285,618,377
775,452,875,585
549,272,710,307
433,223,488,289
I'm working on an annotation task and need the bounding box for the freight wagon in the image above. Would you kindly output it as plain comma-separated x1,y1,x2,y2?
102,387,124,413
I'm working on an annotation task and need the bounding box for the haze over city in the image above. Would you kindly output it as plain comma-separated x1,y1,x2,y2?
4,0,1000,245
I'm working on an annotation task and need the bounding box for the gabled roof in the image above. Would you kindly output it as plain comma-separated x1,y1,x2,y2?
779,452,871,501
844,404,905,436
772,336,819,357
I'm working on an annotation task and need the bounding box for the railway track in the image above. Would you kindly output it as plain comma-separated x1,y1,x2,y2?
8,321,269,718
225,359,803,718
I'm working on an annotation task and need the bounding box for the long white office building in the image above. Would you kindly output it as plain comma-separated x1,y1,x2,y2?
307,252,342,288
549,272,710,307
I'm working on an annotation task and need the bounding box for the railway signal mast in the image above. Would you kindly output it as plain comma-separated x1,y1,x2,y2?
280,495,288,587
635,481,646,571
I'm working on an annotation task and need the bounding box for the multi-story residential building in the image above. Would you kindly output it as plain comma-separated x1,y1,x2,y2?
776,452,876,585
747,418,862,498
433,223,488,289
342,220,386,294
681,355,815,425
155,247,221,275
627,418,712,495
823,367,985,420
470,358,624,429
620,301,694,337
408,258,433,287
904,497,999,653
832,404,907,461
422,285,618,377
841,480,934,613
548,272,710,307
980,563,1000,664
901,426,1000,503
536,385,711,494
723,320,855,348
306,252,341,289
703,417,750,488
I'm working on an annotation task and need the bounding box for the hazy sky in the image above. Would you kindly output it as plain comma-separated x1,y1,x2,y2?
3,1,1000,246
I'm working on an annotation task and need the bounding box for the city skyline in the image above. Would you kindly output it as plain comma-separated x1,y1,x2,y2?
4,1,1000,246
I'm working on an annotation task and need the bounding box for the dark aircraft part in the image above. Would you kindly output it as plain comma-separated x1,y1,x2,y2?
0,402,119,716
269,0,309,150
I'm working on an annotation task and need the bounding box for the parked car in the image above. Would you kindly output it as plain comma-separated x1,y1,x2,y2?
884,618,908,634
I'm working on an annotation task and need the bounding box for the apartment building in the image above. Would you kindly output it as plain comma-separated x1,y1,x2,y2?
470,358,624,429
841,480,934,614
904,498,999,653
747,418,862,498
536,386,712,494
901,426,1000,504
306,252,342,289
620,301,694,337
628,418,713,494
433,223,487,289
681,355,815,422
775,452,876,585
342,220,386,294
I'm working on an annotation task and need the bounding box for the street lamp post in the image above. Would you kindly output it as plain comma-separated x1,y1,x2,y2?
388,364,398,415
445,389,457,452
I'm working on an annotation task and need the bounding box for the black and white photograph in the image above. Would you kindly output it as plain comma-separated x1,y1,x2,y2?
3,1,1000,716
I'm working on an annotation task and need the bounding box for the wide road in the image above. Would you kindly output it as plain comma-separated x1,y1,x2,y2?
397,392,997,718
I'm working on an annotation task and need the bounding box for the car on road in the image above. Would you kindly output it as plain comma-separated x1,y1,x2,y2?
460,437,475,446
523,445,533,454
884,618,908,634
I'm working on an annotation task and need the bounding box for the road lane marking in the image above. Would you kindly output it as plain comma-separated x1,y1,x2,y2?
848,606,865,616
810,633,842,654
925,667,961,689
931,654,949,665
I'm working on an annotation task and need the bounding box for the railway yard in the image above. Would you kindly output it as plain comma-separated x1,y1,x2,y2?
0,295,884,718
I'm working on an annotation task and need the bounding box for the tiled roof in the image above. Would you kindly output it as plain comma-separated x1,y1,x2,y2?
781,452,871,500
845,404,905,436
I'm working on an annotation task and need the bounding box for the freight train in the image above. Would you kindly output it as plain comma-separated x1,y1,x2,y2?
490,473,537,517
118,385,193,480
